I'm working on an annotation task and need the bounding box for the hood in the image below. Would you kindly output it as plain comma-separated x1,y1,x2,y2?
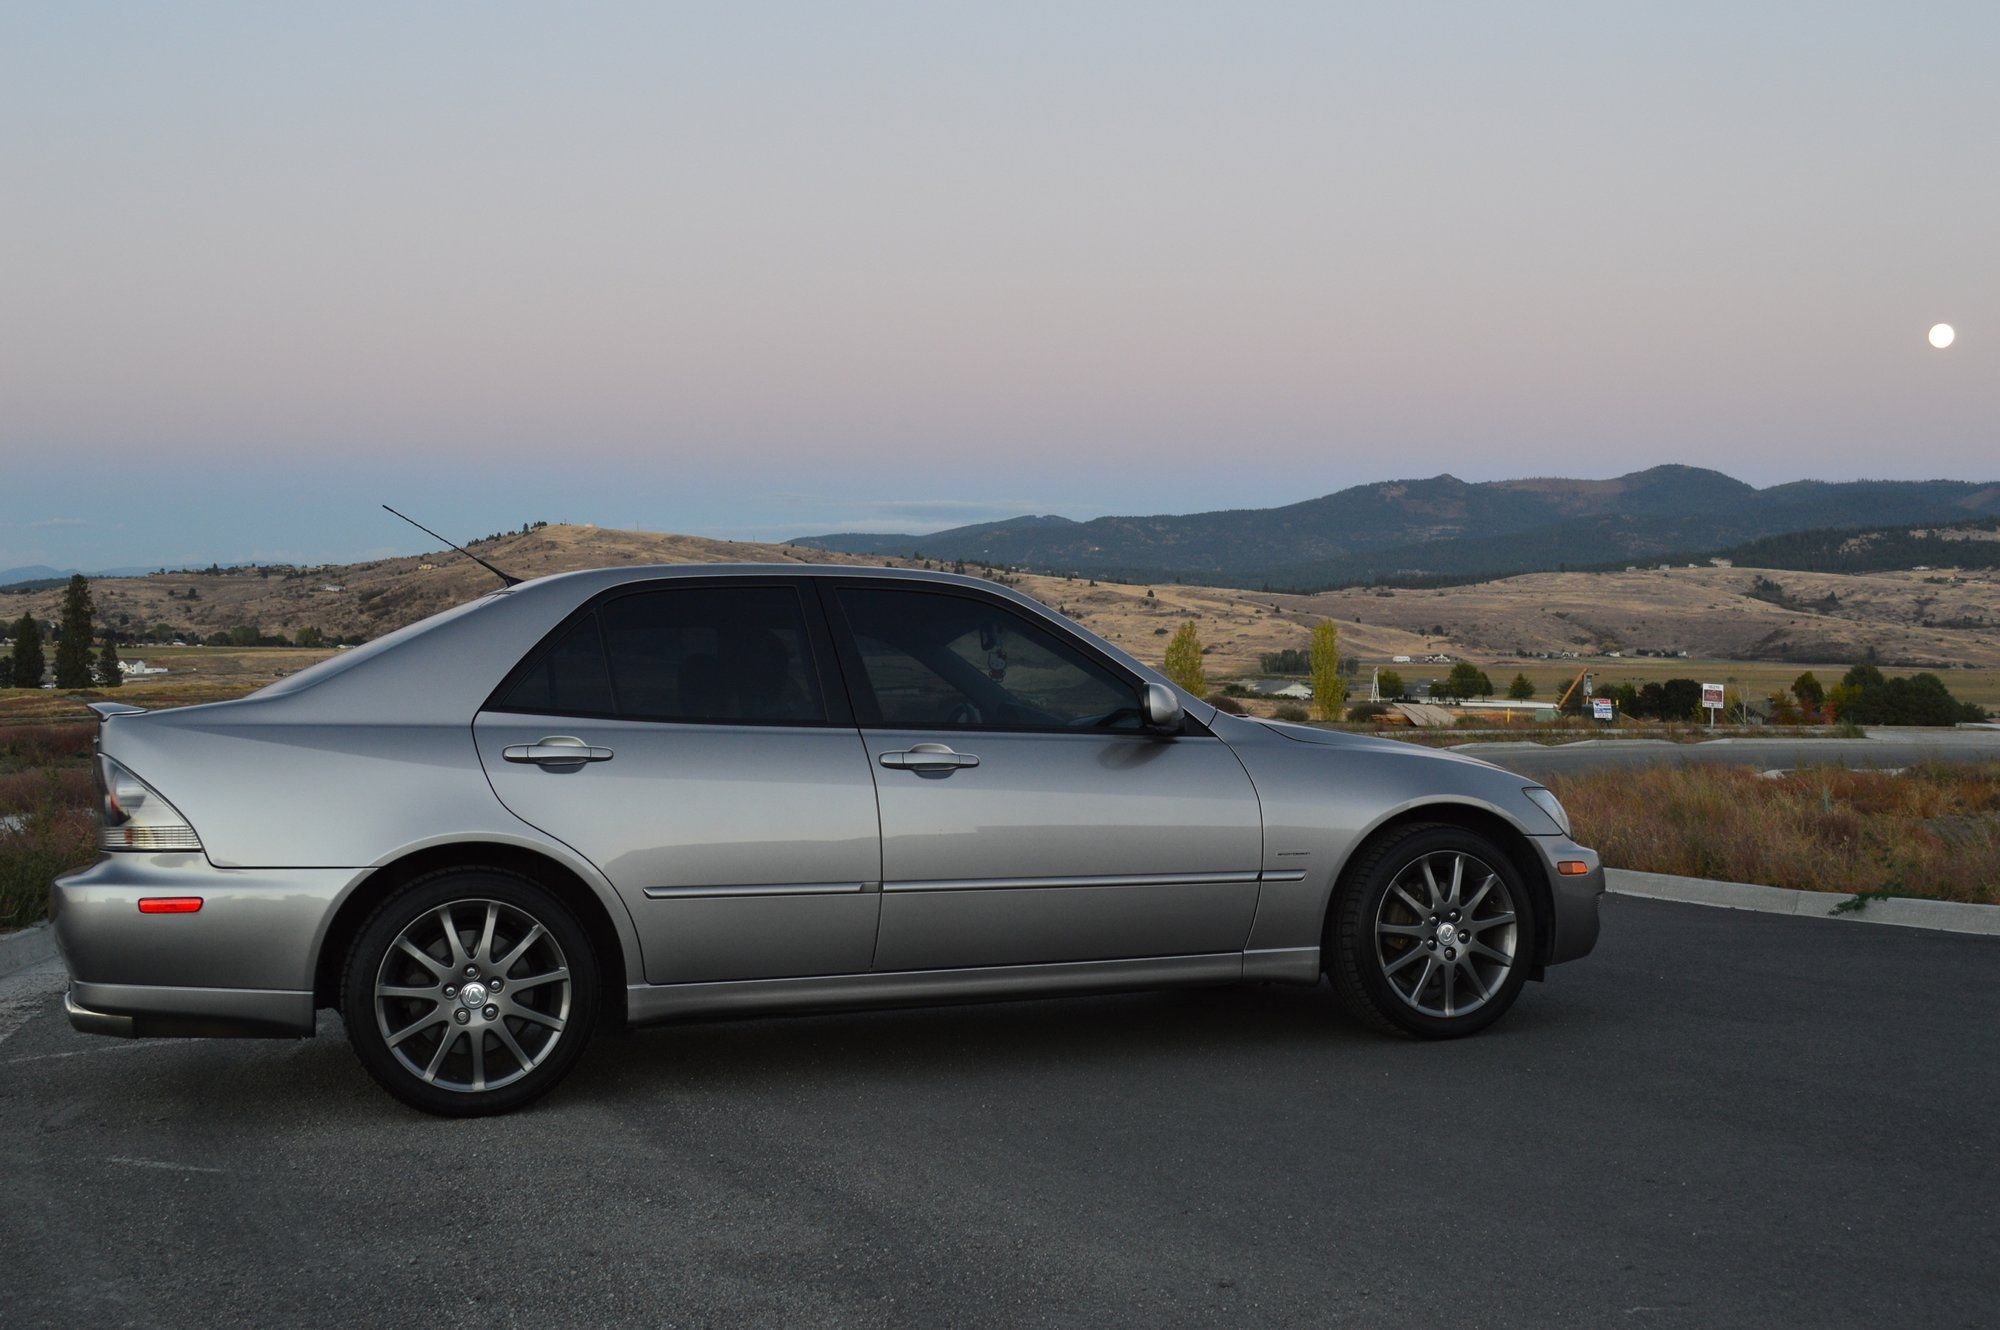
1249,718,1510,773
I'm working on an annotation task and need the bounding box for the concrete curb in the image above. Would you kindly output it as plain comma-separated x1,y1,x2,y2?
0,922,59,979
1606,868,2000,938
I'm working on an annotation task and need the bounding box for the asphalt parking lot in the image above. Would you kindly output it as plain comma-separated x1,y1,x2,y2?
2,895,1994,1329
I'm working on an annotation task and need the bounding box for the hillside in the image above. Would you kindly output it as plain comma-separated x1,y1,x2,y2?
792,467,2000,588
6,523,1999,680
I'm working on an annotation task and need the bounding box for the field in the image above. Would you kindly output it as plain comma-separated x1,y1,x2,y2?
1547,763,2000,905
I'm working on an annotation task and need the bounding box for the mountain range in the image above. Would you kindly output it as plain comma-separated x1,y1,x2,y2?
792,466,2000,589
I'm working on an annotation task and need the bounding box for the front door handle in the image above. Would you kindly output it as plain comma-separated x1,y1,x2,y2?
879,743,980,772
503,736,615,767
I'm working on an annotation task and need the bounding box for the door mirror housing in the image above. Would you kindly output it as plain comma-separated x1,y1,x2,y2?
1141,682,1184,734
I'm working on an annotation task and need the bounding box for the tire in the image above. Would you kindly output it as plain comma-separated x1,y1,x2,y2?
341,867,599,1116
1326,823,1537,1039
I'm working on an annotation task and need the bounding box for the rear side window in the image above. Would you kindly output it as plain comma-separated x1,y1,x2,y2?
492,610,615,715
491,587,826,725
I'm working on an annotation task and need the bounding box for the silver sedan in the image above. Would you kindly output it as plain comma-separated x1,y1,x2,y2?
54,566,1601,1115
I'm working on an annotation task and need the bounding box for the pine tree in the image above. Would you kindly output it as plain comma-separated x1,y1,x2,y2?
1507,673,1536,700
54,575,97,689
1309,620,1345,720
1163,620,1206,695
98,631,123,687
10,614,47,688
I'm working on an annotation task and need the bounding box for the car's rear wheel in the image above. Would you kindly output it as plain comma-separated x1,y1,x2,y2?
341,868,598,1116
1327,823,1536,1038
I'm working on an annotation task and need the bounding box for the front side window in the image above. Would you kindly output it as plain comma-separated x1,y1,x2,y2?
836,587,1140,731
492,586,825,725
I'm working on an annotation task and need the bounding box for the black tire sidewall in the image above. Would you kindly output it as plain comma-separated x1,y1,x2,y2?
1332,825,1537,1040
341,868,600,1117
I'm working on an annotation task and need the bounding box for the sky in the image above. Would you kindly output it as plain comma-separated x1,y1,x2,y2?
3,2,1996,572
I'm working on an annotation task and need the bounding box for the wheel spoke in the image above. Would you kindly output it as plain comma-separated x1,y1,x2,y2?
475,904,498,964
423,1028,460,1082
1467,911,1516,933
395,938,450,978
1384,945,1429,976
495,924,545,976
507,968,569,992
387,1008,447,1047
1446,854,1465,908
510,1005,565,1032
377,984,440,1001
1462,874,1498,915
469,1032,486,1091
438,905,469,968
1457,955,1489,1003
1469,939,1512,965
1406,956,1435,1001
1442,955,1458,1015
1418,860,1443,908
1391,884,1429,918
494,1021,535,1073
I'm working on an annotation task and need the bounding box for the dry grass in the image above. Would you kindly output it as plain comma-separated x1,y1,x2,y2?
1547,763,2000,904
0,721,99,929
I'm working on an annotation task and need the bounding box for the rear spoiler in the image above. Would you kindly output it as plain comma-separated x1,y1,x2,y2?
85,701,147,720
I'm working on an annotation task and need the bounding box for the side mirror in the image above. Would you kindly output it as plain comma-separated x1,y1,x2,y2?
1141,682,1184,734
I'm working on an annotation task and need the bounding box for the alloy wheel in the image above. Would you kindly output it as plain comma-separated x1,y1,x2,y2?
1373,851,1518,1019
372,898,572,1094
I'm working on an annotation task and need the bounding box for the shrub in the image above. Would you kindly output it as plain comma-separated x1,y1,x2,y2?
1207,695,1247,715
1347,702,1391,722
1271,702,1310,722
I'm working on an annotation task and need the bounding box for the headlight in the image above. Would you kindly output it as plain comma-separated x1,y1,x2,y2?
97,755,202,852
1522,786,1570,837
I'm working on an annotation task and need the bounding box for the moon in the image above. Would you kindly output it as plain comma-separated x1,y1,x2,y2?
1928,323,1956,349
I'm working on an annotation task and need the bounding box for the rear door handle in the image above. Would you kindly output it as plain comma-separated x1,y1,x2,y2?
879,743,980,772
503,737,614,766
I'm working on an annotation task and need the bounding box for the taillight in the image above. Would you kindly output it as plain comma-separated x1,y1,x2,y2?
138,897,203,914
96,755,202,852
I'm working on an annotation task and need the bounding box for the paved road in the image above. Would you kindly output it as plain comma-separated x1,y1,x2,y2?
1458,725,2000,781
2,896,1995,1329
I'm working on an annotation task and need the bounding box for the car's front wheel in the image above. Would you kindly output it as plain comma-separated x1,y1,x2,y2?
341,868,599,1116
1327,823,1536,1038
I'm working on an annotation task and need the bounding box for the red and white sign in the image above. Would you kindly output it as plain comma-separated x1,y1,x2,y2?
1701,683,1726,710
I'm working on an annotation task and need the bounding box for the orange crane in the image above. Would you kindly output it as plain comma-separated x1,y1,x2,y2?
1555,667,1594,712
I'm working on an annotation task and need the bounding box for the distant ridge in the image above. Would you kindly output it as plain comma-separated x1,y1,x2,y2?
791,467,2000,588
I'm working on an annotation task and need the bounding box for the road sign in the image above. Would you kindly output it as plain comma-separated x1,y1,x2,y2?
1701,683,1725,709
1591,697,1615,721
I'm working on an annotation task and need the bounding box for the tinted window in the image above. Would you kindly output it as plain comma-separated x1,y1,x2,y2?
493,587,825,725
492,610,615,715
837,588,1139,730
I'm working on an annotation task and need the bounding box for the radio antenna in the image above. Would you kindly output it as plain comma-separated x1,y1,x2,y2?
381,505,521,587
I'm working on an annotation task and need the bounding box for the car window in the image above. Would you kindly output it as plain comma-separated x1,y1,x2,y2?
492,587,825,725
837,587,1140,731
491,609,616,715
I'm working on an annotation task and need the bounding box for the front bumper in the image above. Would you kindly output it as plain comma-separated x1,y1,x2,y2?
1525,836,1604,965
53,853,356,1039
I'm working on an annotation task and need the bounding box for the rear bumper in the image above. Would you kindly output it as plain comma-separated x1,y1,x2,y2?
1526,836,1604,965
52,853,353,1039
65,982,314,1039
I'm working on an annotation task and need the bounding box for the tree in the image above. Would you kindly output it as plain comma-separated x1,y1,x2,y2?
1437,662,1492,700
1163,620,1206,695
1308,620,1344,720
295,625,326,648
1841,663,1885,692
9,615,45,687
97,631,123,688
1791,671,1824,714
1377,669,1405,699
1506,673,1535,700
53,575,96,689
